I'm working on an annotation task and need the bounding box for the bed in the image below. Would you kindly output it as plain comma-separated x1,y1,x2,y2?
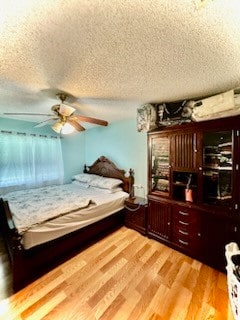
0,156,134,291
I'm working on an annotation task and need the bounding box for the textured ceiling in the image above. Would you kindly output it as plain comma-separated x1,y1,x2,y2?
1,0,240,125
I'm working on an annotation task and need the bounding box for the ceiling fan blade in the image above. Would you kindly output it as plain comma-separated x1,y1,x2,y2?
34,117,59,128
67,119,85,131
72,115,108,126
59,104,76,117
3,112,54,116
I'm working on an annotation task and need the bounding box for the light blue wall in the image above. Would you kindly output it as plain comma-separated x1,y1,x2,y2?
61,132,86,183
85,119,148,196
0,117,58,136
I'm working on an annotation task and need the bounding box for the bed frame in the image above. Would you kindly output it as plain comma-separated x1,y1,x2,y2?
0,156,134,291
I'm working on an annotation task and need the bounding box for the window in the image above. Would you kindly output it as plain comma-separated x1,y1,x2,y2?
0,132,64,194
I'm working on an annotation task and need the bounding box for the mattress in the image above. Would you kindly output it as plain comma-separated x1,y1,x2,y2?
3,184,128,249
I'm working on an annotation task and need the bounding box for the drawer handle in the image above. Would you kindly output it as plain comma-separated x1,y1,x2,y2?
179,229,189,236
179,210,189,216
179,220,189,226
179,239,189,246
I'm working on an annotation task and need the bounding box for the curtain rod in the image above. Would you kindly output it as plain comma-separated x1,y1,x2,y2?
0,130,60,139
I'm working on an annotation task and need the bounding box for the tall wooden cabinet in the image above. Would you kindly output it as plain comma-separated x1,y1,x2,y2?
147,115,240,272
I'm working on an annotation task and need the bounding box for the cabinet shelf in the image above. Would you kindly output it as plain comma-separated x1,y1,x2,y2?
152,175,169,179
203,166,232,170
204,153,222,157
208,195,232,200
173,182,197,188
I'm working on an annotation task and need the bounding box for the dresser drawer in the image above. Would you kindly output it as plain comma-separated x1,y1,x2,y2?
172,206,202,252
173,224,201,240
172,231,201,252
173,206,200,225
173,220,200,235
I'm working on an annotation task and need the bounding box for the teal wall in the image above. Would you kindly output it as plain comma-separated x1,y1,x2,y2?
0,117,148,195
0,117,57,136
85,119,148,196
61,132,86,183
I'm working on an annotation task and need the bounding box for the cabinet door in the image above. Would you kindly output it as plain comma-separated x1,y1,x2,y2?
201,215,240,271
147,200,171,241
149,134,170,197
202,130,233,209
171,132,199,170
226,223,240,245
125,201,147,235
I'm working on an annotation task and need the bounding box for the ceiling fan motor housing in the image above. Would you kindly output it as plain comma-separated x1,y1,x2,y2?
56,93,67,104
51,104,61,114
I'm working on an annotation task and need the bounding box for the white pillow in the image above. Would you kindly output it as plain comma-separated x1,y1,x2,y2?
89,176,122,190
71,180,90,188
90,186,123,194
72,173,98,183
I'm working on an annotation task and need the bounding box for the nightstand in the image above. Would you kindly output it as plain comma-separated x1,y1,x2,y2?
124,197,148,235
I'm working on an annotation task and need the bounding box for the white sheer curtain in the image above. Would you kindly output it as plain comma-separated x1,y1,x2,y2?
0,132,64,194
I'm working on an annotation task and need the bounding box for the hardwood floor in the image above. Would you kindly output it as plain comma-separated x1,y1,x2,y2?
0,227,235,320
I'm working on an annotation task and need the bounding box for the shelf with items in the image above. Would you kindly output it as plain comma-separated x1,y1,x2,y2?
204,166,232,170
203,170,232,205
152,175,170,193
151,135,170,196
203,131,233,206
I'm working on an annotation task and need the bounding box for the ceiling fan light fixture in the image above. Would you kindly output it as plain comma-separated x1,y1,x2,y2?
5,92,108,134
59,104,76,117
61,122,75,135
52,122,63,134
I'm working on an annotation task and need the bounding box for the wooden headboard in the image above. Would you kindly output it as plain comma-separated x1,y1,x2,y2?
84,156,134,193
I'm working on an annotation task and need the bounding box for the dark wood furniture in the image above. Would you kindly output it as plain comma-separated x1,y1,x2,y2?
148,115,240,272
0,156,134,291
124,197,148,235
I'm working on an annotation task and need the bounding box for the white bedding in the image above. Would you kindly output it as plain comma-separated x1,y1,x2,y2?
3,184,128,249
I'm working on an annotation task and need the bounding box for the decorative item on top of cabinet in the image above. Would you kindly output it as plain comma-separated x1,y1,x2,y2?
172,172,198,202
137,104,158,132
124,197,148,235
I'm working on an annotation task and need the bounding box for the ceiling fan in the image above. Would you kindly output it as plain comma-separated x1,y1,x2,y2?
4,93,108,134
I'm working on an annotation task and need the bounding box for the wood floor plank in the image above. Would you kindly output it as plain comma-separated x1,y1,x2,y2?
0,227,235,320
